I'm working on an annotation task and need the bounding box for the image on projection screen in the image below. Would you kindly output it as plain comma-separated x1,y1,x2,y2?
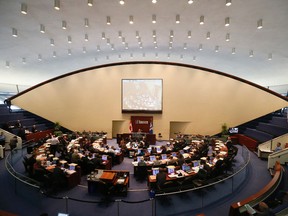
122,79,163,113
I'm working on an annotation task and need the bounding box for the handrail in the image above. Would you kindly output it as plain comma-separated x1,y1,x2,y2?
229,161,283,216
267,149,288,169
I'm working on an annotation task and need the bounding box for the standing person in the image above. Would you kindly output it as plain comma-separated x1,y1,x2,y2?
274,142,282,152
0,132,5,147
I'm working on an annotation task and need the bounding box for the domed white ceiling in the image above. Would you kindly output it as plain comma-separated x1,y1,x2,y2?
0,0,288,88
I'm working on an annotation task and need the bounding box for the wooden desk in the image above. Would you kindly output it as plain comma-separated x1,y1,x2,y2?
100,172,116,181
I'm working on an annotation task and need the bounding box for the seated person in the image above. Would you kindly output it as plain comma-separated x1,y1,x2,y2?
138,157,146,166
50,161,67,192
253,201,273,216
274,142,282,152
167,155,177,165
153,156,162,166
156,168,167,189
0,132,5,147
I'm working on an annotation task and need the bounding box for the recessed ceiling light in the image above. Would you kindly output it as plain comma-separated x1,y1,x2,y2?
152,14,156,24
40,24,45,33
226,0,232,6
54,0,60,10
176,14,180,24
225,17,230,26
129,15,134,24
200,16,204,25
87,0,93,6
21,3,27,14
257,19,263,29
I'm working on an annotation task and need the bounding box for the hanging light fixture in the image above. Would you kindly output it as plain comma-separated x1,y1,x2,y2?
268,53,272,60
118,31,122,38
85,33,89,41
215,46,219,52
62,21,67,29
152,14,156,24
226,0,232,6
199,44,203,51
226,33,230,41
119,0,125,5
187,31,192,38
153,30,156,38
102,32,106,40
5,61,10,68
129,15,134,24
249,50,254,57
257,19,263,29
68,36,72,43
188,0,194,4
176,14,180,24
87,0,93,6
170,30,174,38
136,31,140,38
107,16,111,25
50,39,55,46
232,47,236,54
40,24,45,33
206,32,210,39
12,28,18,37
84,18,89,27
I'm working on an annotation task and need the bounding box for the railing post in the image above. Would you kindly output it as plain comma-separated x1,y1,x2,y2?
115,199,121,216
64,196,69,214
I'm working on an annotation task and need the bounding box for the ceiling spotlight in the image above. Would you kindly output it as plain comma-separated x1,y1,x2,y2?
232,47,236,54
206,32,210,39
183,43,187,50
12,28,18,37
125,43,129,49
215,46,219,52
200,16,204,25
129,15,134,24
88,0,93,6
84,18,89,27
226,33,230,41
83,47,87,53
40,24,45,33
193,56,196,61
176,14,180,24
118,31,122,38
170,30,174,38
54,0,60,10
85,33,89,41
257,19,263,29
122,37,126,44
225,17,230,26
249,50,254,57
167,53,170,59
199,44,203,51
111,44,115,50
53,51,57,58
152,0,157,3
138,38,142,44
188,31,192,38
21,3,27,14
153,30,156,37
68,36,72,43
5,61,10,68
102,32,106,40
136,31,140,38
226,0,232,6
152,14,156,24
107,16,111,25
268,53,272,60
188,0,194,4
119,0,125,5
106,38,110,45
38,54,42,61
68,49,72,56
97,45,100,52
50,39,55,46
22,57,26,64
62,20,67,29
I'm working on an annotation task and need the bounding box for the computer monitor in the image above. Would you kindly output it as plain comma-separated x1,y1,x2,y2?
179,150,184,155
147,147,152,153
167,166,175,174
150,155,156,161
161,154,167,160
182,164,190,172
156,147,162,153
193,161,199,167
69,165,75,171
152,168,159,176
171,152,177,157
102,155,108,160
137,156,142,162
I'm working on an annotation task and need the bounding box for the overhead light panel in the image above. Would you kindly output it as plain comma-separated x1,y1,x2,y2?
257,19,263,29
225,17,230,26
62,21,67,29
226,0,231,6
54,0,60,10
40,24,45,33
21,3,27,14
200,16,204,25
176,14,180,24
129,15,134,24
12,28,18,37
152,14,156,24
88,0,93,6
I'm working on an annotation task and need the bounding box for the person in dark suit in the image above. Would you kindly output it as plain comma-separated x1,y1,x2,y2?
9,136,18,151
50,161,67,193
156,168,167,189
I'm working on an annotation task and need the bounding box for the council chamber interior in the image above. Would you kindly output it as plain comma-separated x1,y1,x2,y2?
0,1,288,216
